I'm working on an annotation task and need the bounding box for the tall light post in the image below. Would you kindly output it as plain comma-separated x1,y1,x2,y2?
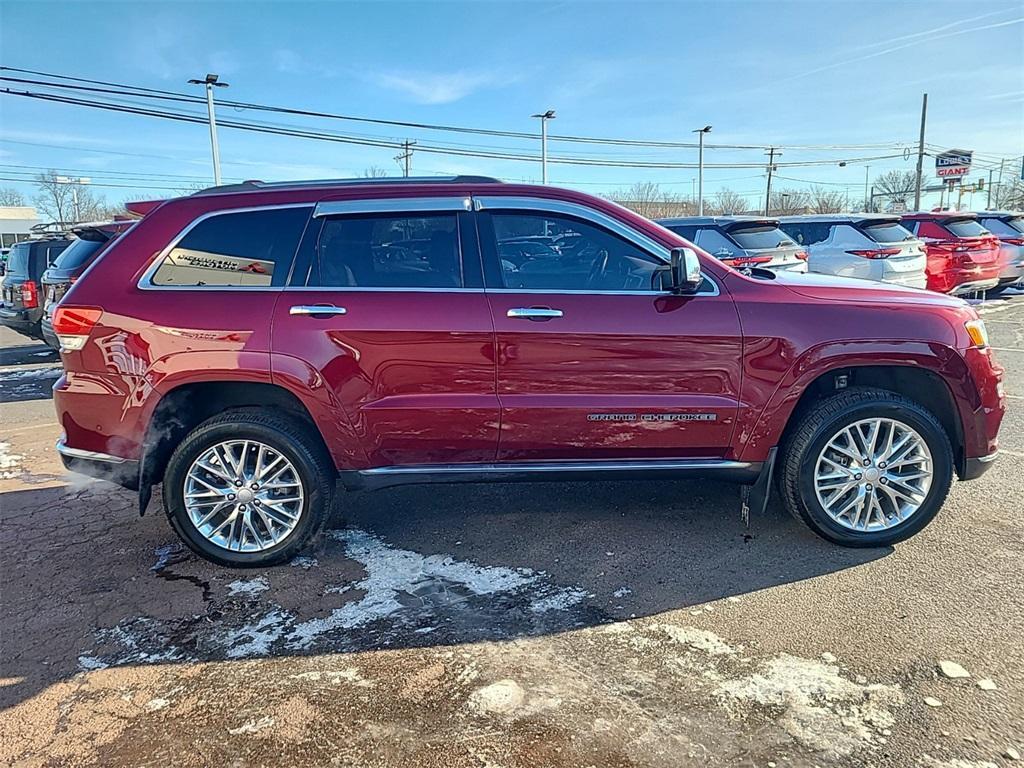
863,165,871,212
188,73,229,185
531,109,556,184
55,175,90,223
693,125,712,215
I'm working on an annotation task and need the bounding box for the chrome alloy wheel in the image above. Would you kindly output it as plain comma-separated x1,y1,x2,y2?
184,439,304,552
814,418,933,532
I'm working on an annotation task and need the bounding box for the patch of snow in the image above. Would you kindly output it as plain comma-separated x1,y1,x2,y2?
77,655,108,671
145,698,170,712
228,716,275,735
613,586,632,598
716,654,903,756
467,679,526,716
530,586,588,613
223,609,290,659
289,555,319,569
0,442,24,479
658,624,737,656
0,365,63,381
227,577,270,598
290,667,373,687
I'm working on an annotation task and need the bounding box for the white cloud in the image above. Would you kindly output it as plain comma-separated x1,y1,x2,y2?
366,69,504,104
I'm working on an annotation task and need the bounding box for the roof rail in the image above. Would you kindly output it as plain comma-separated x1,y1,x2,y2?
191,175,503,196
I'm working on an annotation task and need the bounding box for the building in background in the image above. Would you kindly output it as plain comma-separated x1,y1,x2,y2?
0,207,42,248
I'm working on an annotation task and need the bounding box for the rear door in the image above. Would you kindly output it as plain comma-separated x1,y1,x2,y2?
476,196,743,462
271,197,498,468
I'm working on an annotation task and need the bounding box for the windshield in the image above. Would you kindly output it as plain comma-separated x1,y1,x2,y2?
727,224,797,250
859,221,916,243
942,218,990,238
51,238,105,270
981,217,1024,237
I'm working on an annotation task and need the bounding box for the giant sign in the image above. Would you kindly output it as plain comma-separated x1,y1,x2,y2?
935,149,972,178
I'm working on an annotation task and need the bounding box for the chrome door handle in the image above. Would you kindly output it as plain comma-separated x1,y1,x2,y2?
289,304,347,316
507,307,563,320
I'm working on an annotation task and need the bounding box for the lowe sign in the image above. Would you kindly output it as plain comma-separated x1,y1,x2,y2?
935,149,972,178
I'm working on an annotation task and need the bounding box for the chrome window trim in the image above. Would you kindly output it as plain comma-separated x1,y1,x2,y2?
313,197,471,217
136,203,315,291
473,195,720,296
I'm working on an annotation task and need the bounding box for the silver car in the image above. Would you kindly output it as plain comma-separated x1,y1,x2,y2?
976,211,1024,294
778,214,928,288
655,216,808,273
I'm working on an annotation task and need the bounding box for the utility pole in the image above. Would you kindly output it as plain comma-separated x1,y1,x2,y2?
531,110,556,184
188,73,229,185
55,176,90,223
864,166,871,211
394,140,415,177
764,147,779,215
913,93,927,210
693,125,712,215
987,169,994,208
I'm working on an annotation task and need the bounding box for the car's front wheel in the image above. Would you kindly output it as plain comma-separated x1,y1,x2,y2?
162,408,335,567
779,388,954,547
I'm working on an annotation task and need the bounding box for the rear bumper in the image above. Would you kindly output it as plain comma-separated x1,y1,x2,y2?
961,452,998,481
40,317,59,350
56,437,139,490
0,305,42,337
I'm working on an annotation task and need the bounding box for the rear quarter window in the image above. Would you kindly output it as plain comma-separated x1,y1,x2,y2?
858,221,916,244
942,218,990,238
728,224,796,250
150,206,312,287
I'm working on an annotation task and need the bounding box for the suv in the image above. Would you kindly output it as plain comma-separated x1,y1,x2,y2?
0,236,72,339
52,178,1005,566
899,212,1001,295
778,214,928,288
656,216,808,273
40,221,135,350
974,211,1024,295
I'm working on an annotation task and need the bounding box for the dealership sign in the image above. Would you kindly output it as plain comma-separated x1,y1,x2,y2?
935,149,972,178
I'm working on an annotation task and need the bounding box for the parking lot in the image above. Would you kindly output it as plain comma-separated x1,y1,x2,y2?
1,294,1022,768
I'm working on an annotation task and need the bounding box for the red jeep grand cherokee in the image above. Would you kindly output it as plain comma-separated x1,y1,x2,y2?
52,177,1005,566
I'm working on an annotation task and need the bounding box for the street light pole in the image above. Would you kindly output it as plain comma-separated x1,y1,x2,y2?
864,166,871,211
531,110,556,184
188,74,229,185
693,125,712,215
913,93,927,210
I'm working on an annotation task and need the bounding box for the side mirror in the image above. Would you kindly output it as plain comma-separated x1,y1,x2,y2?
670,247,702,295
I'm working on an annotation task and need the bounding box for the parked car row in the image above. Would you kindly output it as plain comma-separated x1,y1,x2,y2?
656,210,1024,297
0,220,133,345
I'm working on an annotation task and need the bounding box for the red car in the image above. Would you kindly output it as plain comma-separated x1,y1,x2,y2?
52,177,1005,566
900,212,1001,295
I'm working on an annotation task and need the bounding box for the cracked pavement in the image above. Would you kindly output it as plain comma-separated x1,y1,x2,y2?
1,300,1023,767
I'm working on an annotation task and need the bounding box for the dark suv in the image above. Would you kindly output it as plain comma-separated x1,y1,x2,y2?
53,178,1005,566
0,236,72,340
40,221,135,349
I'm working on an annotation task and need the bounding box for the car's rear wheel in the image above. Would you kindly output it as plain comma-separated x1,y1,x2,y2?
779,388,953,547
163,408,335,567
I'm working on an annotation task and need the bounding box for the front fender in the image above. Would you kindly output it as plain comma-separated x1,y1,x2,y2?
735,340,972,462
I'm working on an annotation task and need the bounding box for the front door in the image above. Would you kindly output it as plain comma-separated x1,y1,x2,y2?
475,199,743,462
271,198,498,468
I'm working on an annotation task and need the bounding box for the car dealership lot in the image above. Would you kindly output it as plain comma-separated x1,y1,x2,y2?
1,297,1022,768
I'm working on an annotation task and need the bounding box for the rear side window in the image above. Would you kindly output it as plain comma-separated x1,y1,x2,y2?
311,213,463,288
942,218,990,238
663,224,698,241
780,222,831,245
727,224,796,250
51,238,105,270
150,207,311,287
858,222,915,244
980,217,1024,237
693,227,738,256
6,243,29,275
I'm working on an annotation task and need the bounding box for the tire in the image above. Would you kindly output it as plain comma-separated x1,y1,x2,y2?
779,387,953,548
162,408,335,567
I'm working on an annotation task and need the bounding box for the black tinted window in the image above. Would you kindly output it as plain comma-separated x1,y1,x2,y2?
942,218,989,238
728,224,796,250
151,207,310,287
781,222,831,245
491,212,662,291
51,238,105,270
664,224,699,241
859,221,915,244
6,243,30,275
313,214,462,288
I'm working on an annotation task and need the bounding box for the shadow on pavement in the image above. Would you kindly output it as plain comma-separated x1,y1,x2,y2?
0,475,889,711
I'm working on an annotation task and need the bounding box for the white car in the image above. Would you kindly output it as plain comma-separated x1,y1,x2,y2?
778,214,928,289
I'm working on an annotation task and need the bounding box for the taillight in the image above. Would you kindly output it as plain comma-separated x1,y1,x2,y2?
21,280,38,309
845,248,902,260
795,251,809,261
52,305,102,351
723,255,773,267
1002,237,1024,246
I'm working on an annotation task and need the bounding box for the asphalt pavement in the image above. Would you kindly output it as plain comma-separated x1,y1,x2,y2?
1,297,1022,768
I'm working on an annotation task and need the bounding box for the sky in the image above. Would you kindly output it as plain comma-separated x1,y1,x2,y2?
1,0,1022,211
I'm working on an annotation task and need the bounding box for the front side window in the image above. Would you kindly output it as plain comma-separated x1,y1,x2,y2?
311,213,463,288
151,207,311,287
490,211,663,291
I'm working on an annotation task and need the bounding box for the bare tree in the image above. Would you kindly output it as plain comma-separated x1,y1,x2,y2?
710,188,749,215
611,182,694,219
992,178,1024,211
769,188,810,215
361,166,389,178
33,171,109,224
0,187,26,206
809,186,847,214
873,170,916,208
